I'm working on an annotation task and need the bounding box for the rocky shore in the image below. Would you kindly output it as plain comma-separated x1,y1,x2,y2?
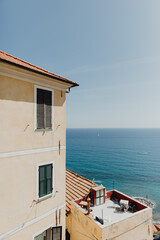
133,197,156,209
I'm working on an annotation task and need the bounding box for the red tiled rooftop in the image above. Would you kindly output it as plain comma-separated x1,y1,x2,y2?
153,224,160,232
66,169,97,212
0,50,78,87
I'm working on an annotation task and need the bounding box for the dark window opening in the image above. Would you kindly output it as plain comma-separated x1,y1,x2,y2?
66,230,70,240
37,88,52,130
52,227,62,240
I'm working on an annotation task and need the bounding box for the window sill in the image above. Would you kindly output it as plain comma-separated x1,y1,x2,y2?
36,193,53,203
34,129,54,132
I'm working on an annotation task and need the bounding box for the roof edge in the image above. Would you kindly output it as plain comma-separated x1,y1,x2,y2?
66,169,97,185
0,58,79,88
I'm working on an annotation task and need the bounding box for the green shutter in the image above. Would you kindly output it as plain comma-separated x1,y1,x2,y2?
39,166,46,198
37,89,45,129
39,164,53,198
46,164,52,194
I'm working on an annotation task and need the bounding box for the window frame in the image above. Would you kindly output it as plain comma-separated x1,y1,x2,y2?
37,161,54,201
34,85,54,132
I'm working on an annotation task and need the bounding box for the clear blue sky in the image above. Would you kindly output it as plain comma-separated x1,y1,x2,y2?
1,0,160,128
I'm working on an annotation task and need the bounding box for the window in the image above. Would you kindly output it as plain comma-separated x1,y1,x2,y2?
36,87,53,130
34,228,51,240
66,230,70,240
52,227,62,240
96,190,105,206
39,164,53,198
34,227,62,240
34,231,46,240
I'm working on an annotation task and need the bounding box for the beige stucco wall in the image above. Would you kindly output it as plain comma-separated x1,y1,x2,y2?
67,202,153,240
0,73,67,239
6,209,65,240
0,151,65,234
0,75,66,153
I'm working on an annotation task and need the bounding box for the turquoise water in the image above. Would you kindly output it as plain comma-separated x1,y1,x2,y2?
66,128,160,222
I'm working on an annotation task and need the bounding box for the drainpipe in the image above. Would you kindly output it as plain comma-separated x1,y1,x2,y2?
87,197,91,215
66,88,70,93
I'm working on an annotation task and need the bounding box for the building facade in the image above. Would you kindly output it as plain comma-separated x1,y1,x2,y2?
0,51,78,240
66,170,153,240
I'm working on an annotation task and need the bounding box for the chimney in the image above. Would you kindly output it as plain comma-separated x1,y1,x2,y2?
87,197,91,215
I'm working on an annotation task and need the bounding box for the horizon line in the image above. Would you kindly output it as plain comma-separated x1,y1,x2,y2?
66,127,160,129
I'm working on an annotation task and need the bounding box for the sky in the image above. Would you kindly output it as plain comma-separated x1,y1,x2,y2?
1,0,160,128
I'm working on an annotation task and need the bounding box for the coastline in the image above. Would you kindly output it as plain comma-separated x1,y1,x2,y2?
67,128,160,225
133,197,156,209
133,197,160,224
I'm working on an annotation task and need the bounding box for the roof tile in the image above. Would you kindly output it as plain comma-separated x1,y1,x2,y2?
66,169,97,212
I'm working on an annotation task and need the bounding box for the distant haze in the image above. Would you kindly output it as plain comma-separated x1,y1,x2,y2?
1,0,160,128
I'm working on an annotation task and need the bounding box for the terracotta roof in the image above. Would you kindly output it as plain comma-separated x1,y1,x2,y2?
66,169,97,212
0,50,78,87
153,224,160,232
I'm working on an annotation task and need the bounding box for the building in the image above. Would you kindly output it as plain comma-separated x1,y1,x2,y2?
0,51,78,240
66,170,153,240
153,224,160,233
66,169,97,212
153,223,160,239
65,169,97,239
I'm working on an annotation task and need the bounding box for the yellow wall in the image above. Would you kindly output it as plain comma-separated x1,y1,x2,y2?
67,202,153,240
0,70,67,240
66,203,102,240
102,208,153,240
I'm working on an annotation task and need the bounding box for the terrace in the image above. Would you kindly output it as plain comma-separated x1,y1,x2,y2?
66,171,152,239
74,189,148,228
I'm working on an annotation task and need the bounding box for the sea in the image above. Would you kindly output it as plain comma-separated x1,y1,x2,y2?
66,128,160,222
